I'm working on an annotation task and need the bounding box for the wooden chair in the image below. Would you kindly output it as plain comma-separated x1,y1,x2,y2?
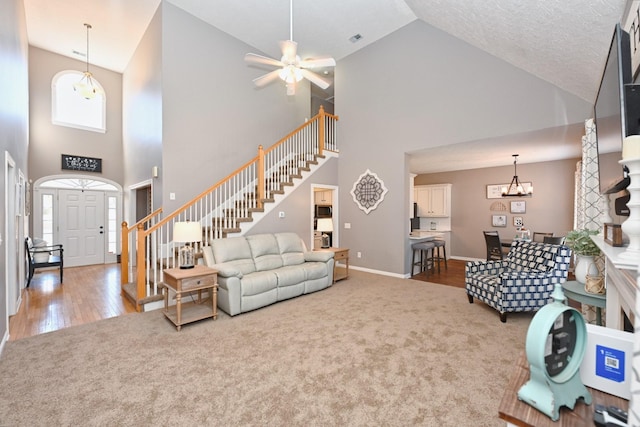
483,231,504,261
25,238,64,287
532,232,553,242
543,235,565,244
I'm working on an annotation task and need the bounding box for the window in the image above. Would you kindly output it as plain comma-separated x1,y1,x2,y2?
42,194,54,245
108,196,117,254
52,70,106,133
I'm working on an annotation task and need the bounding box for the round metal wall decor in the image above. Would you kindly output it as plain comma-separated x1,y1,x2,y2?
350,169,388,214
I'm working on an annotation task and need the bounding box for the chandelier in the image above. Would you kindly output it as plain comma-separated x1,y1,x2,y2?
73,23,103,99
501,154,533,197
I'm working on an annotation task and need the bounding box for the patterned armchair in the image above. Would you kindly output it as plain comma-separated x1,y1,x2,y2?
465,241,572,322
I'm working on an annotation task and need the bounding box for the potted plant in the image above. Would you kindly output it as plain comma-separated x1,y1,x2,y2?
565,229,601,284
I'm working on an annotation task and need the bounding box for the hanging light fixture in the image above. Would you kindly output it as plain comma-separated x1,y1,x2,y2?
501,154,533,197
73,23,103,99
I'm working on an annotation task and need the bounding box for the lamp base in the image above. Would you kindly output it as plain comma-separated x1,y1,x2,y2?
179,265,195,269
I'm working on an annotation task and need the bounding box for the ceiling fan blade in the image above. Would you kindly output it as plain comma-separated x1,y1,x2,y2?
299,57,336,68
245,53,283,68
279,40,298,62
253,70,282,88
300,69,332,90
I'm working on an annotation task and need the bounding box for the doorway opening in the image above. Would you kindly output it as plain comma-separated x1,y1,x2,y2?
311,184,338,250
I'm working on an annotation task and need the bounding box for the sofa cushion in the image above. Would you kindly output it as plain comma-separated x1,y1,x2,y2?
247,234,284,271
241,271,278,296
211,236,256,275
274,265,306,287
275,232,306,266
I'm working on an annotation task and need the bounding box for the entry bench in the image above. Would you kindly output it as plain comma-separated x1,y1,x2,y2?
25,237,64,287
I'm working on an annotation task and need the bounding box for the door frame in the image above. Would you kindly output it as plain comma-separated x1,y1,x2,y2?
310,184,339,249
32,174,123,265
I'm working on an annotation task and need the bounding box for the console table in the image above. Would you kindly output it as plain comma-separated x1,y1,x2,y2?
499,353,628,426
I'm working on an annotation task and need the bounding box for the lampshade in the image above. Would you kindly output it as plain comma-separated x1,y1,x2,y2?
173,221,202,243
316,218,333,233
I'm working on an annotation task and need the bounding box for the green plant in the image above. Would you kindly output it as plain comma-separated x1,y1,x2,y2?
565,229,601,256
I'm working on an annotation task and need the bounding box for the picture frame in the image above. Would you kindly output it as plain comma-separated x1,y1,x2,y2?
513,216,523,227
492,214,507,227
510,201,526,214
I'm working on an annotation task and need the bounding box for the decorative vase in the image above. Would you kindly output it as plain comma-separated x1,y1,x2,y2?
574,255,599,284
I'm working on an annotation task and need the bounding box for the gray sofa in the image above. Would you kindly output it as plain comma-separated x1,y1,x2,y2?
201,232,334,316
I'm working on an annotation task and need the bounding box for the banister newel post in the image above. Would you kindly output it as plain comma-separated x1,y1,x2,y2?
121,221,129,285
135,223,145,312
318,105,325,155
258,145,265,209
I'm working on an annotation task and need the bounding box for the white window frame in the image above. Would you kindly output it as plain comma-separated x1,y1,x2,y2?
51,70,106,133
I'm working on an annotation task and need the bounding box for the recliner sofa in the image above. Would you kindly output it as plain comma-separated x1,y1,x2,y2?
465,240,572,322
202,232,334,316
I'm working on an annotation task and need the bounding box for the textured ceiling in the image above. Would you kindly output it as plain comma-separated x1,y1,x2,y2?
23,0,632,172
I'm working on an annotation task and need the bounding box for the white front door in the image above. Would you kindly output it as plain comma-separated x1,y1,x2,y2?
59,189,105,267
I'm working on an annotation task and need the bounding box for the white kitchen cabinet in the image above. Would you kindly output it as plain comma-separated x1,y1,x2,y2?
314,190,332,206
414,184,451,217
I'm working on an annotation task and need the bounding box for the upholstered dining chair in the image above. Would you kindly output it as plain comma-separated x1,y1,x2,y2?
483,231,504,261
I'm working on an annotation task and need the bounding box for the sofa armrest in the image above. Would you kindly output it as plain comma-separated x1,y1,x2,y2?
210,263,243,279
304,251,333,263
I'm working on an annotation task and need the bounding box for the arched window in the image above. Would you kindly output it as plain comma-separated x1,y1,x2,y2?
51,70,106,133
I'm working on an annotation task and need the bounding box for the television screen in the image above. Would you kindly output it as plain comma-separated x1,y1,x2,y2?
594,24,634,194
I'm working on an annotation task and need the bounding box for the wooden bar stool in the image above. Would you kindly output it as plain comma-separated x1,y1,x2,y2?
411,241,435,275
430,239,447,273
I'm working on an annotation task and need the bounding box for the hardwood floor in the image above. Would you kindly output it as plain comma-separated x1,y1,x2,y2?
9,264,136,341
8,259,466,341
409,258,467,288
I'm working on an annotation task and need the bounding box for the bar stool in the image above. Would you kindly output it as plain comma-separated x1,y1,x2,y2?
411,241,435,275
430,239,448,273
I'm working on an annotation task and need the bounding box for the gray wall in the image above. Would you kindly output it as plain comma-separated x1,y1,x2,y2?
159,3,311,214
415,158,578,261
122,5,163,212
28,47,123,184
336,20,592,275
0,0,29,342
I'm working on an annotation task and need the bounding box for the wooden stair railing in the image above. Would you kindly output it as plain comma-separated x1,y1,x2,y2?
126,106,338,311
120,207,163,285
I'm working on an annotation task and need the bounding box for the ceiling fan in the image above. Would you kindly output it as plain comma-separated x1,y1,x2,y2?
244,0,336,96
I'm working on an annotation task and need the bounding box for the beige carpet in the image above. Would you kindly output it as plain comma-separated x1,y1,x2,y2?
0,270,532,426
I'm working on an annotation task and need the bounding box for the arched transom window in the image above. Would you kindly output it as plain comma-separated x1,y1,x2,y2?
52,70,106,133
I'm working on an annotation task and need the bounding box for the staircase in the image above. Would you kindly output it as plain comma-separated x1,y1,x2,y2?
120,106,339,311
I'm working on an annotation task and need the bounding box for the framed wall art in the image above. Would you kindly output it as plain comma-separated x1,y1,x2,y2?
492,215,507,227
510,201,526,213
513,216,523,227
350,169,388,214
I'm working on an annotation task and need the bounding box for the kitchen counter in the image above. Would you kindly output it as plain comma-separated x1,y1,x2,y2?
408,230,451,259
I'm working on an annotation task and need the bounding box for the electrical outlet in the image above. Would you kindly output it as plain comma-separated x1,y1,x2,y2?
278,211,285,218
357,251,362,258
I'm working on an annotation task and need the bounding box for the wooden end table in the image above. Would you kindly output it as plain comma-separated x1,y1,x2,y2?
162,265,218,331
315,247,349,282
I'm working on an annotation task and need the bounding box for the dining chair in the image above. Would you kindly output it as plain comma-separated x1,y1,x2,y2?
483,231,504,261
543,235,565,244
532,232,553,242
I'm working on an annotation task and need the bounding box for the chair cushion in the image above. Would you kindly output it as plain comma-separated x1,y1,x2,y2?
506,241,557,273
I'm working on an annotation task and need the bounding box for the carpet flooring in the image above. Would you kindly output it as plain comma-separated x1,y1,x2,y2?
0,270,533,426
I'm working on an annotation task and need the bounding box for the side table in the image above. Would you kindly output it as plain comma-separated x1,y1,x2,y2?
562,280,606,326
162,265,218,331
315,247,349,282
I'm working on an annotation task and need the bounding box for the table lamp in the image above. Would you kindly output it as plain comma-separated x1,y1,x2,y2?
316,218,333,248
173,221,202,269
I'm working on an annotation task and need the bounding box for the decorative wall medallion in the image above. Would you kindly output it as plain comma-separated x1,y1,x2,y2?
350,169,388,214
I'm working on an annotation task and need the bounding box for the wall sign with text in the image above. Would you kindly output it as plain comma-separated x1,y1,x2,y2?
61,154,102,173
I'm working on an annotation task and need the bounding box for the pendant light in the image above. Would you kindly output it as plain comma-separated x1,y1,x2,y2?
501,154,533,197
73,23,103,99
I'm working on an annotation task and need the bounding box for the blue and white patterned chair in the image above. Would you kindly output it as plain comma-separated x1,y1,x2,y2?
465,240,572,322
